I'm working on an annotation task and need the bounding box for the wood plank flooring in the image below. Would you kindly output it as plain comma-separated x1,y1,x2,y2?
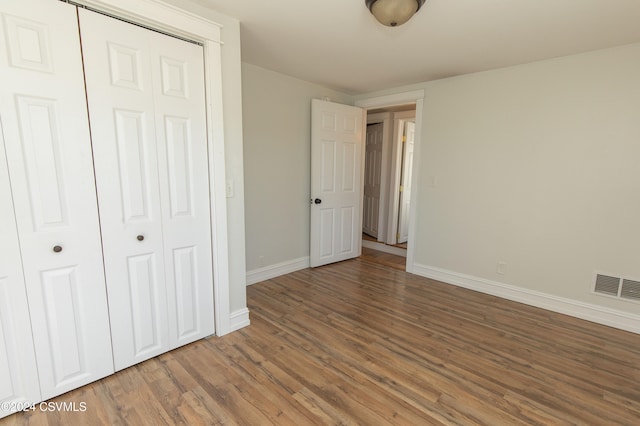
360,246,406,270
3,256,640,425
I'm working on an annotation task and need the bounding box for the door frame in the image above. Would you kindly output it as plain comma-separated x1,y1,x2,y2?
73,0,233,334
356,90,424,273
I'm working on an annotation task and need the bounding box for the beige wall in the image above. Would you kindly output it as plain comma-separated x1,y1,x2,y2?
241,63,353,271
357,42,640,315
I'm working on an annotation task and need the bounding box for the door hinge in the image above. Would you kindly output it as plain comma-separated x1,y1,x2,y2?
399,185,404,192
396,233,400,240
402,135,407,143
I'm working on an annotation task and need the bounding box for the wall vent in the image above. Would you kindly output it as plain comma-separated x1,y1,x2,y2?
594,274,621,296
593,273,640,304
621,279,640,301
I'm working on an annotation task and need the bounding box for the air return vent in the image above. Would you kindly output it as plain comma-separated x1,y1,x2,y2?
621,279,640,301
593,273,640,303
594,274,620,296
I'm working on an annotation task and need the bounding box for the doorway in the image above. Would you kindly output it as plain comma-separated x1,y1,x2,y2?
355,89,424,273
361,104,416,267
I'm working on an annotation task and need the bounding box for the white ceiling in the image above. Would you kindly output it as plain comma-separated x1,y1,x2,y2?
190,0,640,94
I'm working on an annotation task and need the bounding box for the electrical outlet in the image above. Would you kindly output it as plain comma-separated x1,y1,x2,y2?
496,261,507,275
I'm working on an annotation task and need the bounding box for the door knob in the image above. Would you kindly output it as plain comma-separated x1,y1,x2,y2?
53,245,63,253
137,235,144,241
314,198,322,204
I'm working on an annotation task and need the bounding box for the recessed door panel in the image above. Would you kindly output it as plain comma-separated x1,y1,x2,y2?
3,14,52,73
127,254,163,357
161,57,188,98
319,209,335,258
108,43,142,90
342,142,356,192
340,207,355,253
15,96,67,230
342,115,357,134
165,116,193,218
321,112,336,131
321,140,336,193
40,267,87,387
1,0,114,402
114,109,152,222
172,246,198,339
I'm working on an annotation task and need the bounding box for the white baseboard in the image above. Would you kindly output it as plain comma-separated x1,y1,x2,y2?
227,308,250,333
246,257,310,286
362,240,407,257
412,263,640,335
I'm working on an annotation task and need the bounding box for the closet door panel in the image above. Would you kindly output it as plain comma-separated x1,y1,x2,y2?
0,0,113,399
151,33,215,347
0,121,41,418
79,8,169,371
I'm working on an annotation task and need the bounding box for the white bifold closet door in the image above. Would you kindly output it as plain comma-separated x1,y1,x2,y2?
79,9,214,371
0,0,114,401
0,122,41,417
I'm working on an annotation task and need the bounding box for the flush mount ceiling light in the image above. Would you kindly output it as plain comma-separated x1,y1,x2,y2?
365,0,426,27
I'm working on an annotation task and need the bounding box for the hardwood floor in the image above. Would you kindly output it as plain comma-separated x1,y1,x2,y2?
360,246,406,270
3,257,640,425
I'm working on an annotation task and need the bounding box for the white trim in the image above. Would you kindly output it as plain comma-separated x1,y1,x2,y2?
246,257,310,286
72,0,221,42
355,90,425,274
76,0,236,335
356,90,425,109
228,308,250,332
362,240,407,257
413,263,640,335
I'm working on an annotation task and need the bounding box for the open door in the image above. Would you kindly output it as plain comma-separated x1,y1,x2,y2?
310,99,364,267
397,121,415,244
363,122,383,239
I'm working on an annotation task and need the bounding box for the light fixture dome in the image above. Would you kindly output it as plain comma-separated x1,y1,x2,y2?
365,0,426,27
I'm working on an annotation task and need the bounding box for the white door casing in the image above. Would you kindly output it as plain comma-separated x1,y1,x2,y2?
79,8,214,370
355,90,424,273
0,119,41,418
310,99,364,268
0,0,114,399
363,123,383,239
398,121,415,244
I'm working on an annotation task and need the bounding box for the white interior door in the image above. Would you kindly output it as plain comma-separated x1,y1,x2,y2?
363,123,383,239
397,121,415,244
0,0,114,399
79,8,213,370
310,99,364,268
0,120,41,418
